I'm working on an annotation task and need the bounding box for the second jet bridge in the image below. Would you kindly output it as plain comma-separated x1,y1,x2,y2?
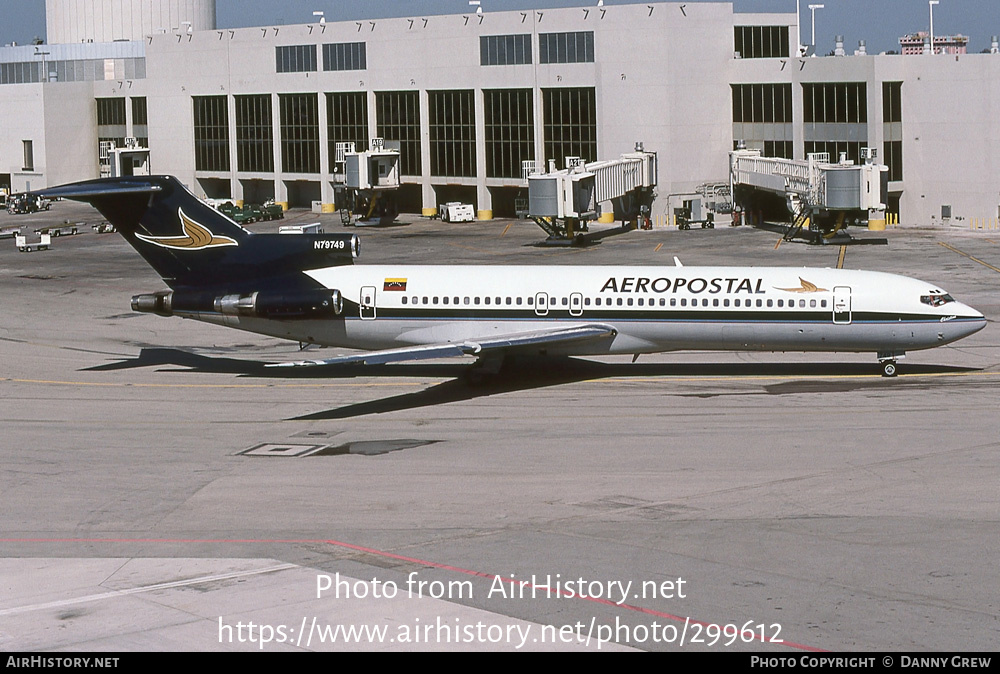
730,148,888,242
526,148,657,244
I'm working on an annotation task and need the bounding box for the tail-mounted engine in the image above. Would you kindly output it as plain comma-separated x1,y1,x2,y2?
132,288,344,319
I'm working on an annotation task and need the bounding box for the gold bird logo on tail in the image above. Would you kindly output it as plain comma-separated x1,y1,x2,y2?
776,277,829,293
135,208,239,250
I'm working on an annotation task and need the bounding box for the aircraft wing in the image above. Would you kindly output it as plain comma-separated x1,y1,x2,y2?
267,324,618,368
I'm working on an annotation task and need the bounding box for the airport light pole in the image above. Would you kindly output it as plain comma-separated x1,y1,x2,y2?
808,4,824,48
929,0,939,54
34,47,50,82
796,0,802,55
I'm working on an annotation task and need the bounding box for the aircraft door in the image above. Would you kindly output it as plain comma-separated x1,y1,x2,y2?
570,292,583,317
534,292,549,316
833,286,851,324
360,286,376,320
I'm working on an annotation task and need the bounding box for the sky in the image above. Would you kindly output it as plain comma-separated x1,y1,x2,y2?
1,0,998,54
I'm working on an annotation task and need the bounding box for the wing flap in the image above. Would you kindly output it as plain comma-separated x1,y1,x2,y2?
268,324,617,368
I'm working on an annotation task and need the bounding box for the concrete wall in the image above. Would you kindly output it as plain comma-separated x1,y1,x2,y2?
46,0,215,44
145,2,745,218
44,81,101,186
2,84,46,192
887,55,1000,226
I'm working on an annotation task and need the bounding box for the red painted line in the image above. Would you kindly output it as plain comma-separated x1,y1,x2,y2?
1,536,824,651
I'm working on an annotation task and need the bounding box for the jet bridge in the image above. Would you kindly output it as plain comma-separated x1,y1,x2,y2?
730,148,888,243
526,146,657,244
334,138,401,226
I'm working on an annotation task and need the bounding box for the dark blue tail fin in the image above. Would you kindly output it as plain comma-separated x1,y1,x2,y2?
36,176,357,292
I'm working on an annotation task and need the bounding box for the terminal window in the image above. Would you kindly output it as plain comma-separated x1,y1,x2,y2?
323,42,366,71
131,97,148,146
481,34,532,66
732,83,793,158
484,89,534,179
327,92,368,161
279,93,320,174
538,32,594,64
1,61,43,84
376,91,421,176
96,97,127,155
803,83,868,165
805,141,865,166
276,45,318,73
734,26,790,59
235,94,274,173
428,89,477,178
542,87,597,167
882,82,902,123
803,82,867,124
883,82,903,180
97,97,126,126
193,96,230,172
732,84,792,124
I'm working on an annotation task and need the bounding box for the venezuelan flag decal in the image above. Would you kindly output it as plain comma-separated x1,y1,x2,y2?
383,278,407,291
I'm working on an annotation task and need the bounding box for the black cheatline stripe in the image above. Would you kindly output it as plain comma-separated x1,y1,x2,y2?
338,303,951,324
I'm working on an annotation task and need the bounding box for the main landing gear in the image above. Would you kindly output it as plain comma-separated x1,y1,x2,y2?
464,354,506,385
878,352,904,378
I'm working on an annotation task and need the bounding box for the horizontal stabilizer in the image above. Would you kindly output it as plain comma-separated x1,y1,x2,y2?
34,179,163,200
268,324,618,368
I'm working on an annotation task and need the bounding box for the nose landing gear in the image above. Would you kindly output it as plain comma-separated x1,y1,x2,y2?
877,352,904,377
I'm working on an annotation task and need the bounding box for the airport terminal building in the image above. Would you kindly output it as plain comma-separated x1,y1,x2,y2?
2,0,999,226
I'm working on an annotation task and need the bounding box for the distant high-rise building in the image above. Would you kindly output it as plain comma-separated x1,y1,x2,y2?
898,31,968,55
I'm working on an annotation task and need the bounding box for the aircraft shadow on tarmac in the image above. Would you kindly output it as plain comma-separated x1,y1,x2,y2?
752,221,888,246
82,348,977,420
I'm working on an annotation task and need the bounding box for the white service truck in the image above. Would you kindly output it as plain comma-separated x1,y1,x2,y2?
439,202,475,223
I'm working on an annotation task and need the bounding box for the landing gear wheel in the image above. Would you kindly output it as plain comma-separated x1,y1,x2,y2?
881,360,898,378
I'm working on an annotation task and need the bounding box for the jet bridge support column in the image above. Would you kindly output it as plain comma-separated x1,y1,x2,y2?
868,208,886,231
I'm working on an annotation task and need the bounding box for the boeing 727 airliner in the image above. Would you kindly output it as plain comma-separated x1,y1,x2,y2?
36,176,986,377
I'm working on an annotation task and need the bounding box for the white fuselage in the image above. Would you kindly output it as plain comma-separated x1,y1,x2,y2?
187,265,987,359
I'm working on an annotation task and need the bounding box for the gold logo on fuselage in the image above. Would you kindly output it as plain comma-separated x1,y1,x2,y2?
776,278,828,293
136,208,239,250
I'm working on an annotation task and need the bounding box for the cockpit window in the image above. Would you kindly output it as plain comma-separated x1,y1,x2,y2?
920,293,955,307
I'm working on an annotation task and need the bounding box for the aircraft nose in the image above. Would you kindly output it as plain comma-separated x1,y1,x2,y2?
957,302,986,321
955,306,988,338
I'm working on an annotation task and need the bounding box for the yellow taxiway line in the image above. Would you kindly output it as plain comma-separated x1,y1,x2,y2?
938,242,1000,274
